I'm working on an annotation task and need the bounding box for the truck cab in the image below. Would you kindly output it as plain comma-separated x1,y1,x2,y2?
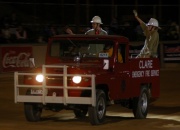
14,35,160,125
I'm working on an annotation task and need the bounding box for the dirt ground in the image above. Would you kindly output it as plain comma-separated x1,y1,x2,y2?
0,69,180,130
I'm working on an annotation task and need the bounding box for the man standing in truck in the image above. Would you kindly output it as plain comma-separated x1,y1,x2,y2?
85,16,108,35
133,10,161,58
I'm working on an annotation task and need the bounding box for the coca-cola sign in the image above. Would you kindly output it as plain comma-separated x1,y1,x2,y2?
0,46,34,72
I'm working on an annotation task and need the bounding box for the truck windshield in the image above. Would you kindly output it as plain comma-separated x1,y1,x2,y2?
50,38,114,59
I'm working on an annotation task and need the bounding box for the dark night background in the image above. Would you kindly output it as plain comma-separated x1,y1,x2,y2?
0,0,179,42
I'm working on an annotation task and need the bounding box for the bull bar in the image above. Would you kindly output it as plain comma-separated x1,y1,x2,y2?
14,65,96,106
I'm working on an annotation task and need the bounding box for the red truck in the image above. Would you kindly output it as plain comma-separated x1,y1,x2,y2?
14,35,160,125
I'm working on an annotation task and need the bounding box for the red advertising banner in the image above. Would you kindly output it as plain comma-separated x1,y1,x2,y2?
163,43,180,63
0,46,34,72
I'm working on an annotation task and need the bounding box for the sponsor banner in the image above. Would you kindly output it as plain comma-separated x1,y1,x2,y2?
0,46,34,72
163,43,180,63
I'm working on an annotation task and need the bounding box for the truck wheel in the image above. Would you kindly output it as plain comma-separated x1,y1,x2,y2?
24,89,42,122
24,103,42,122
88,89,106,125
132,87,149,119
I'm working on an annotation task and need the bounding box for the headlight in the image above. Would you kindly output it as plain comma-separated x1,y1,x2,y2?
36,74,44,82
72,76,82,84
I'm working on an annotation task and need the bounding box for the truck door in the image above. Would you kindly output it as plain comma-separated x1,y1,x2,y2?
109,43,131,99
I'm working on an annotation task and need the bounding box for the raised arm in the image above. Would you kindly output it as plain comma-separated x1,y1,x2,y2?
133,10,144,24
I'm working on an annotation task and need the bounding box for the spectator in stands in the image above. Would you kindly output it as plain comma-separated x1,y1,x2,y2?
85,16,107,35
166,21,179,40
45,24,58,36
14,24,28,43
0,15,9,28
39,24,59,42
120,21,136,41
108,17,119,35
37,35,46,43
134,24,145,41
8,12,21,28
63,25,75,35
1,24,12,43
9,12,21,35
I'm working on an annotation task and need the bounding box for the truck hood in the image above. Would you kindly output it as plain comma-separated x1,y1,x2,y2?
47,62,104,75
52,63,102,68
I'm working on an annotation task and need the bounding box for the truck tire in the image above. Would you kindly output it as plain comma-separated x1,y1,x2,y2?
24,89,42,122
88,89,106,125
132,87,149,119
24,103,42,122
